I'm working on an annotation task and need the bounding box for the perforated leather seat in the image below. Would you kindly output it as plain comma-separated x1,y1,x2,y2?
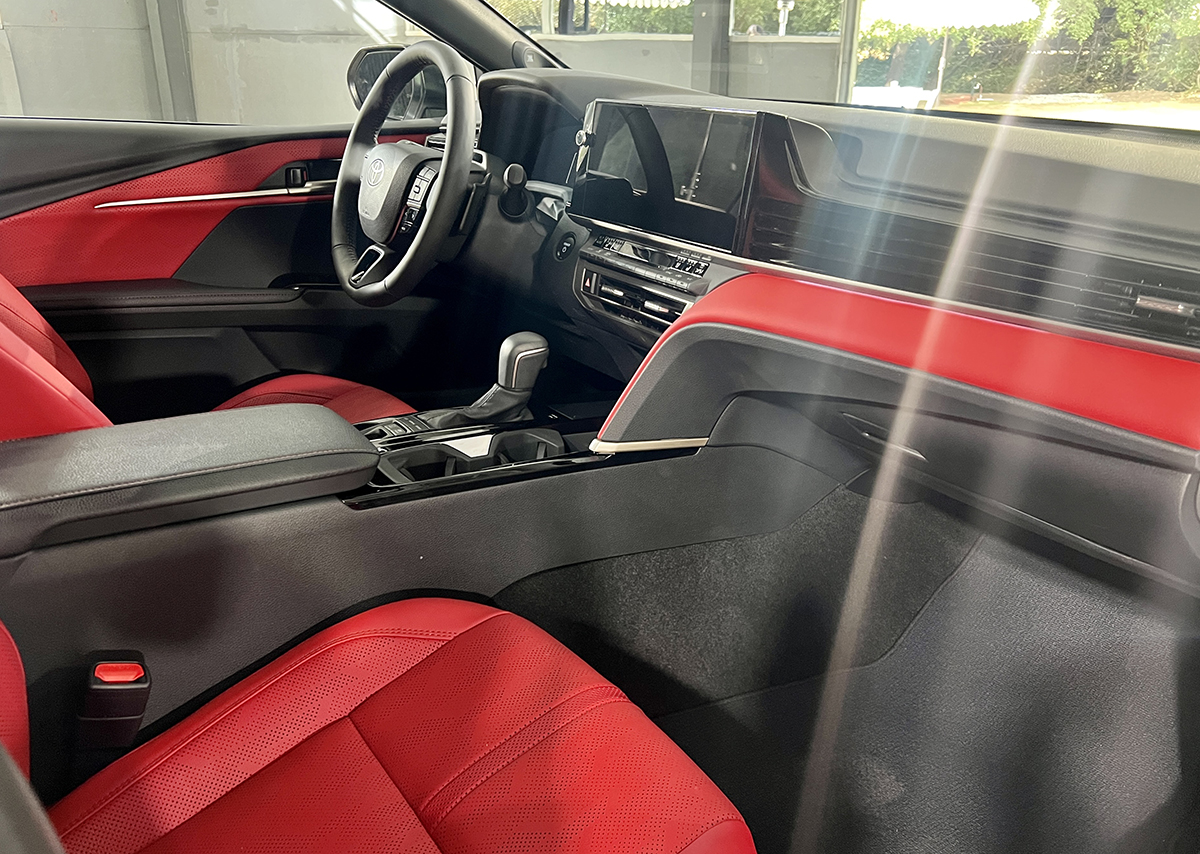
0,598,755,854
0,272,413,441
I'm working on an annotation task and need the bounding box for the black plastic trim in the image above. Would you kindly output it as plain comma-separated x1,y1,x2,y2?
20,281,303,310
600,321,1200,592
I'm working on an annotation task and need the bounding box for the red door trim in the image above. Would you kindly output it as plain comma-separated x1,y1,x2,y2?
0,136,423,287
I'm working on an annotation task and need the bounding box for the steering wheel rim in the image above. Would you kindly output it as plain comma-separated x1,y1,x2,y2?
332,41,478,306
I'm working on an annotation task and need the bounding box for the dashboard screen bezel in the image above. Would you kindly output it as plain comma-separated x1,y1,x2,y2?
569,100,761,253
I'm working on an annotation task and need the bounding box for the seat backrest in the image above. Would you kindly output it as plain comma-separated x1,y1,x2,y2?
0,745,64,854
0,274,110,442
0,276,93,399
0,621,29,778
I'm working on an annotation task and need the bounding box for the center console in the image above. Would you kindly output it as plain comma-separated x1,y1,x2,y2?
564,100,759,348
342,332,634,507
347,99,772,500
348,415,603,507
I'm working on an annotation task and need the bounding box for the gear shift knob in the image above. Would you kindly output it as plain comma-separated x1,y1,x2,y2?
498,332,549,391
416,332,549,429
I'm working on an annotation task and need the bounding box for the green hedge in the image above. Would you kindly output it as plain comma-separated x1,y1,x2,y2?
860,0,1200,95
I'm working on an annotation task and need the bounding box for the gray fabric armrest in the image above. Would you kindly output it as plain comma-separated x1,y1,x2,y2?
0,404,378,557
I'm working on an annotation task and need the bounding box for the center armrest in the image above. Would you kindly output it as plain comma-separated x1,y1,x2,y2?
0,404,378,558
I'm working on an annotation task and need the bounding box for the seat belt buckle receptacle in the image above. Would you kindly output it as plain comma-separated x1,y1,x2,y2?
76,659,150,750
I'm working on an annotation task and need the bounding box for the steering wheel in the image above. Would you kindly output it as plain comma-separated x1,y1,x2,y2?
332,41,478,306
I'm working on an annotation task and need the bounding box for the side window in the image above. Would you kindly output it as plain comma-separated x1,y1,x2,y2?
0,0,432,124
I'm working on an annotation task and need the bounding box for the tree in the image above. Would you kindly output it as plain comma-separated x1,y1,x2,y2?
732,0,843,35
858,0,1200,95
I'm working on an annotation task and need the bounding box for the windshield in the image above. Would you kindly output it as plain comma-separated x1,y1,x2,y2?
492,0,1200,132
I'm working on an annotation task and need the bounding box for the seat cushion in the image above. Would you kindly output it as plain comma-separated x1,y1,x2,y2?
47,599,753,854
214,374,415,423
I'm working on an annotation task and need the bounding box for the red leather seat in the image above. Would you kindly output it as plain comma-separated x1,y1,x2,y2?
0,273,413,442
1,599,755,854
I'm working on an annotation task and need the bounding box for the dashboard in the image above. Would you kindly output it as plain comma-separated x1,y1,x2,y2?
470,70,1200,383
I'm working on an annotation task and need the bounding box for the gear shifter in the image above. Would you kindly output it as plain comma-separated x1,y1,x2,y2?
418,332,549,429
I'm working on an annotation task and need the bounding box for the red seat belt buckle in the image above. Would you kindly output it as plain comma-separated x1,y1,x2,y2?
77,659,150,750
93,662,144,684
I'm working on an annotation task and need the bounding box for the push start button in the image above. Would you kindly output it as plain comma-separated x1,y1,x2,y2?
555,233,576,261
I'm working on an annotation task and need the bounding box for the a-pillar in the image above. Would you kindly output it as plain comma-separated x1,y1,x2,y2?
691,0,730,95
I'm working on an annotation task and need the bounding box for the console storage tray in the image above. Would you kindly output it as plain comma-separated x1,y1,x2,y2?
373,428,567,486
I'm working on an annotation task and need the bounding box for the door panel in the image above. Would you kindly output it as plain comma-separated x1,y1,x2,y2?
0,135,425,288
0,118,443,420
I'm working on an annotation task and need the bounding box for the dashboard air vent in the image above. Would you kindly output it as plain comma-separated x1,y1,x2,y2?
747,196,1200,347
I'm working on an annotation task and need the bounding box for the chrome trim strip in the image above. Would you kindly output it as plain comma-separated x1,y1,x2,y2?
94,180,337,209
1136,294,1198,318
568,213,1200,364
443,434,496,458
589,437,708,454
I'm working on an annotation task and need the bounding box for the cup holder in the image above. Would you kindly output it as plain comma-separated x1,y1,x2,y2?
372,428,567,486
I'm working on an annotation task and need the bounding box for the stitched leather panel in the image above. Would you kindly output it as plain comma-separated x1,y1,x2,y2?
0,314,109,443
51,600,501,854
137,719,441,854
0,273,92,398
215,374,415,422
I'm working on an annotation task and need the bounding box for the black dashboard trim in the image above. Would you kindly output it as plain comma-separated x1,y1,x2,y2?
568,212,1200,364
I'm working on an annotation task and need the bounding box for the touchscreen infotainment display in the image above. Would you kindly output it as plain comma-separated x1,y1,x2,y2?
570,101,758,252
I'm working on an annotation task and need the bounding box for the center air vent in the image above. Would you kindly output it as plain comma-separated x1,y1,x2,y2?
579,269,690,332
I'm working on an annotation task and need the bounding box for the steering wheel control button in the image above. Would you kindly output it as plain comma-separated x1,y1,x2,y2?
555,233,577,261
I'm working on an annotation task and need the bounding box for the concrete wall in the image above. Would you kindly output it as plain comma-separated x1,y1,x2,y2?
0,27,24,114
0,0,421,123
184,0,407,125
729,35,838,102
537,33,694,90
0,0,162,119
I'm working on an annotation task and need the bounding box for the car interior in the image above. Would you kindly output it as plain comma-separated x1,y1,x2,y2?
1,0,1200,852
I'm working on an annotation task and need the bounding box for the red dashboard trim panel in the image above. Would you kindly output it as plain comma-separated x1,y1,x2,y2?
0,136,423,287
602,273,1200,450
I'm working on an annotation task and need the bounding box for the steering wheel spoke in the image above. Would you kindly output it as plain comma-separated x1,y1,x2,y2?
348,244,398,288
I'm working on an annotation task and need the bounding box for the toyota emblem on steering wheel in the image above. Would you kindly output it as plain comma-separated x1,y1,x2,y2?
366,158,386,186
